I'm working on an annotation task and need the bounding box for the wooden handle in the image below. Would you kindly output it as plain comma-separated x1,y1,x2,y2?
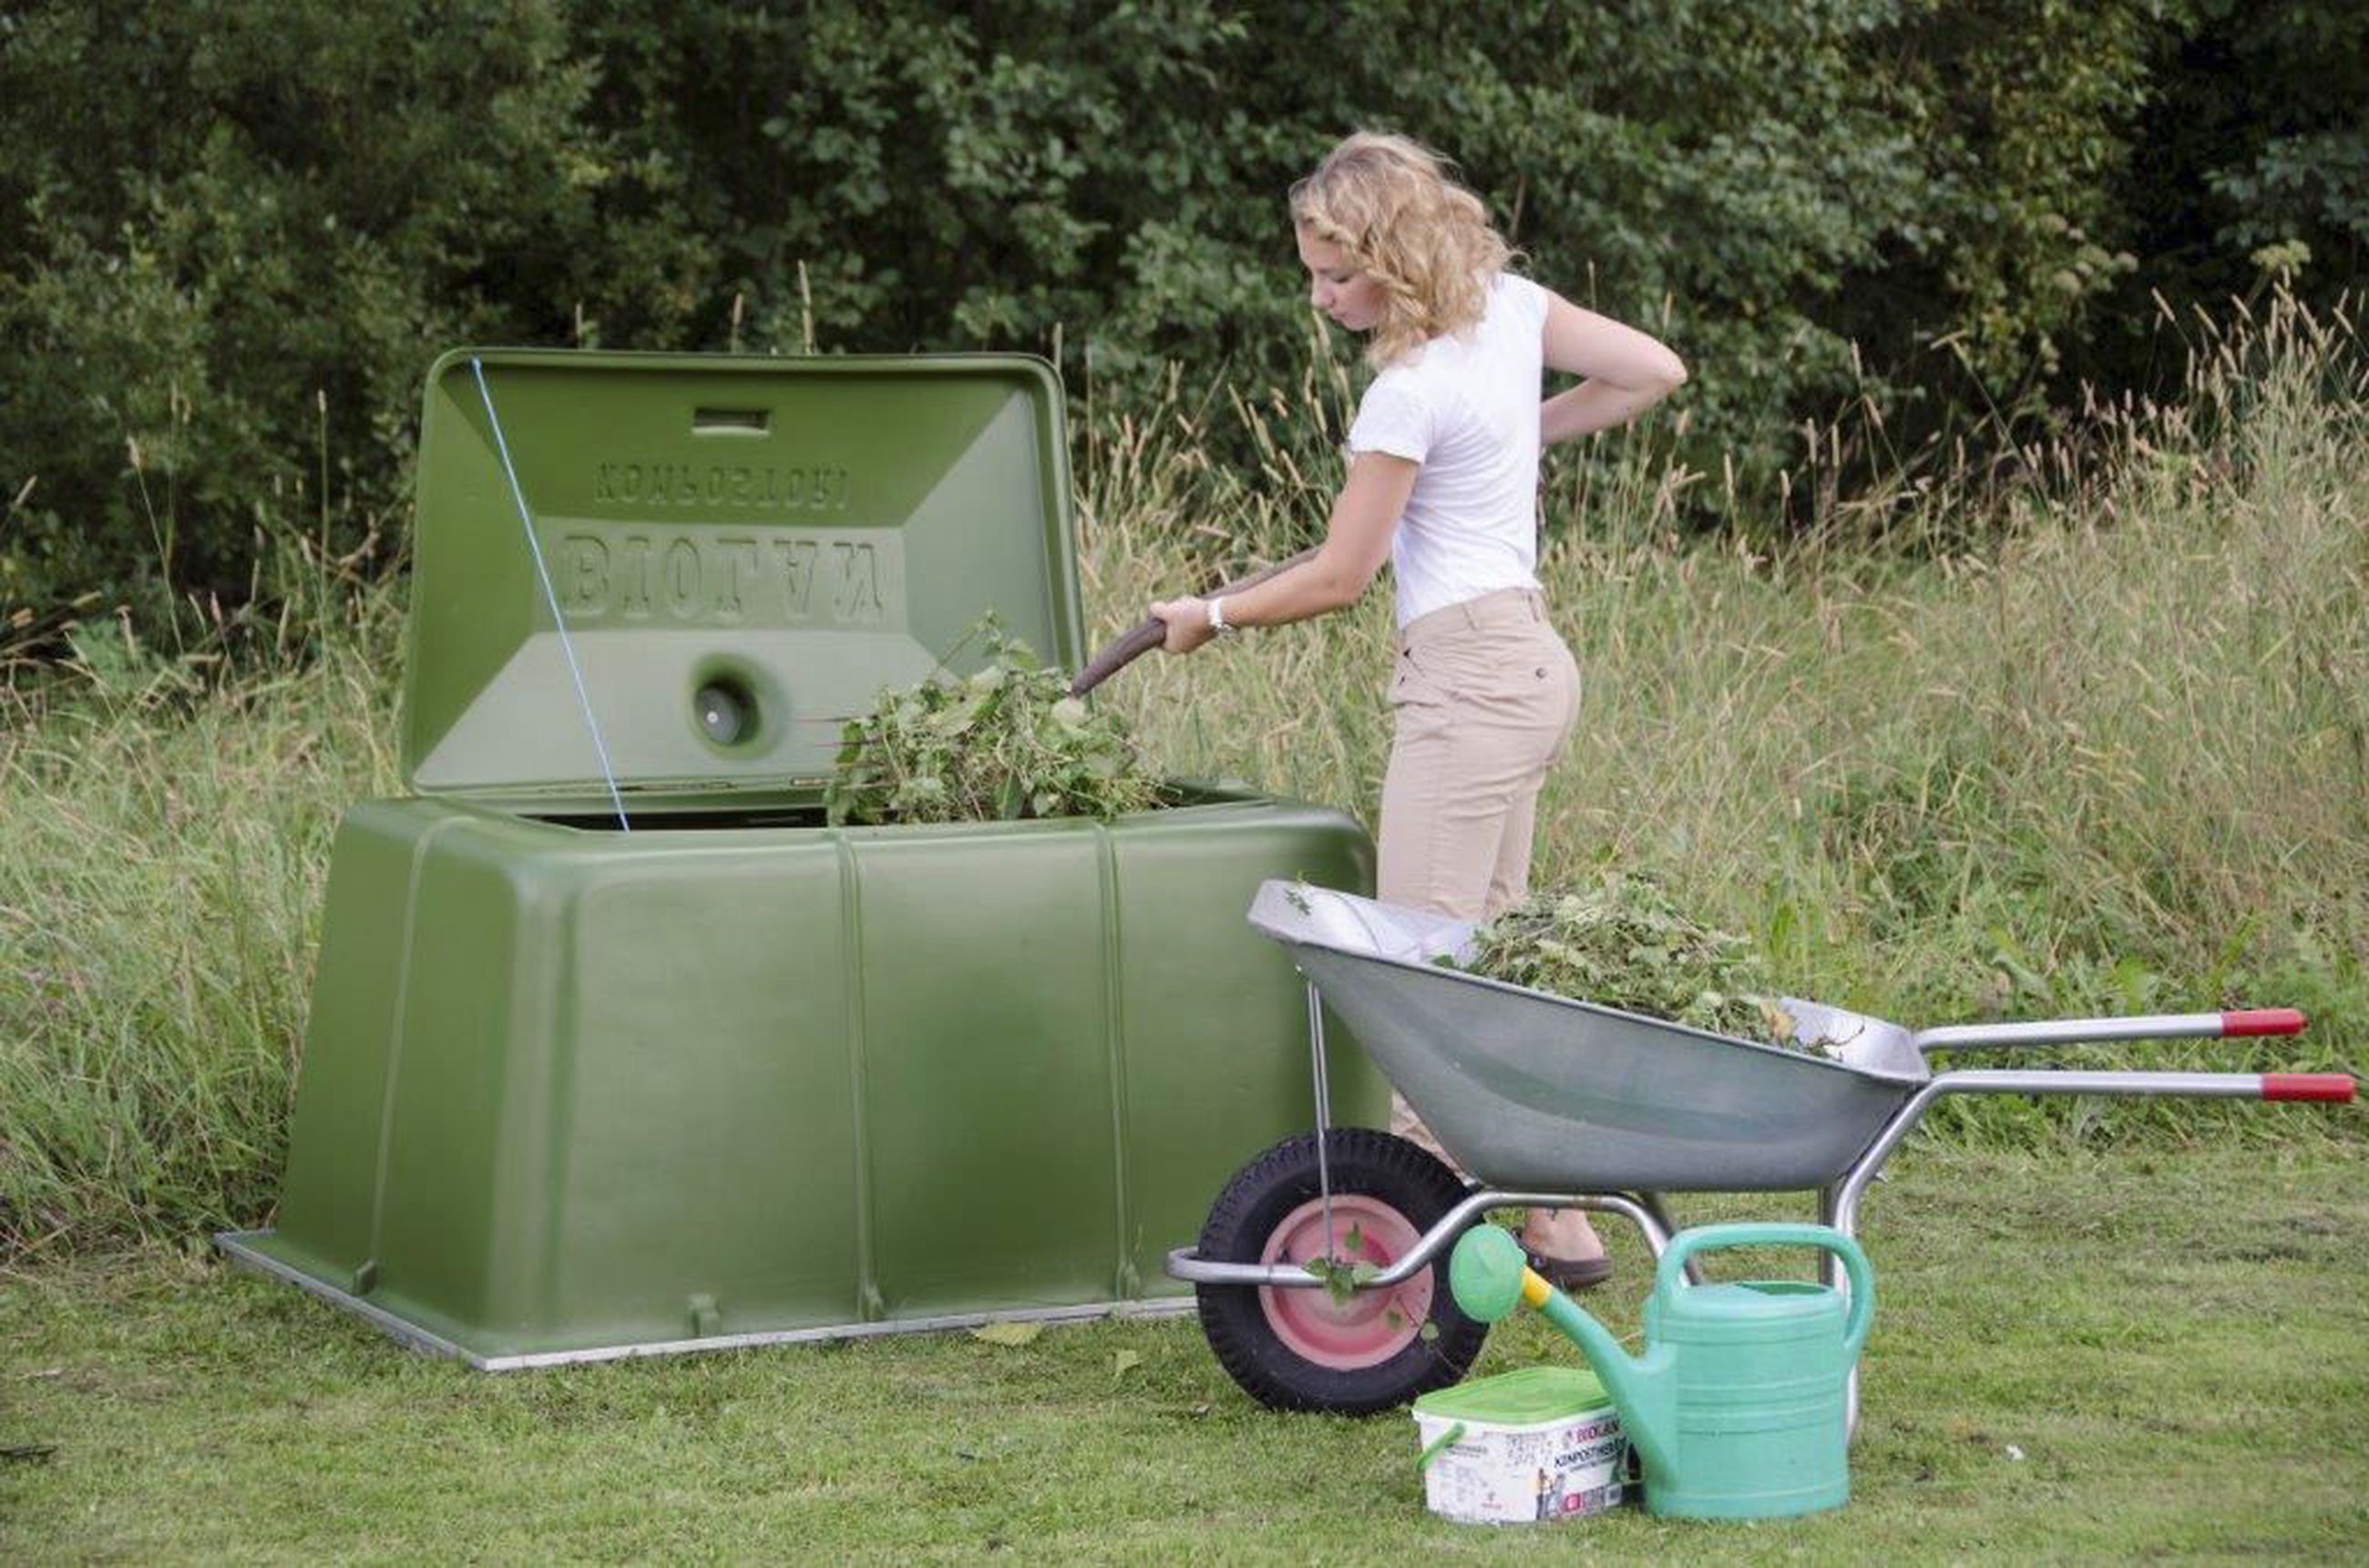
1068,548,1319,698
1068,620,1170,697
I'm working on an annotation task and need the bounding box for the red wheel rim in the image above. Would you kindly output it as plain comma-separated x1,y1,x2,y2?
1256,1194,1434,1369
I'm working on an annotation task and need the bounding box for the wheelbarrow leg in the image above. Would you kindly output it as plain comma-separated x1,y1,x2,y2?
1818,1080,2000,1442
1636,1192,1704,1285
1816,1185,1850,1286
1817,1183,1865,1440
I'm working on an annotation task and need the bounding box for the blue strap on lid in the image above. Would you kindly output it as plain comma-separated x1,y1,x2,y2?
468,357,631,833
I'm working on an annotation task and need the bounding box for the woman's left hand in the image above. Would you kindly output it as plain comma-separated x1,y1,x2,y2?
1149,597,1216,654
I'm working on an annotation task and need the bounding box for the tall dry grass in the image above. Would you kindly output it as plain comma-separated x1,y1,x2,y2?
1087,292,2365,1143
1,548,402,1257
3,295,2362,1259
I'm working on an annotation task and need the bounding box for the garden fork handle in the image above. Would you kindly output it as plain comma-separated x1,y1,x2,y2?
1069,548,1318,697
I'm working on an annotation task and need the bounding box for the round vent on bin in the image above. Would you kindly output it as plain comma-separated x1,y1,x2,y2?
694,674,758,748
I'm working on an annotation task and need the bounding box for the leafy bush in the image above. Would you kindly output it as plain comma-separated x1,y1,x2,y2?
5,1,2356,641
0,0,712,638
2105,1,2367,324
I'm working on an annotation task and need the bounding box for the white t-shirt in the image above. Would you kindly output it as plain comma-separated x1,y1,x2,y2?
1345,272,1549,627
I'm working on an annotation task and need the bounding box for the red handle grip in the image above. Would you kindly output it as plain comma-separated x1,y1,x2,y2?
2222,1009,2307,1037
2262,1074,2354,1102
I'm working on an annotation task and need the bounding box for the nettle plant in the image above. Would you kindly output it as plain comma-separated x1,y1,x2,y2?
1451,871,1808,1050
824,620,1162,826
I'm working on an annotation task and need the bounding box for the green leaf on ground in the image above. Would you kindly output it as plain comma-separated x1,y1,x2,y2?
969,1321,1043,1348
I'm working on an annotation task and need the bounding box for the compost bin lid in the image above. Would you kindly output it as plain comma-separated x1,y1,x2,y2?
401,348,1082,808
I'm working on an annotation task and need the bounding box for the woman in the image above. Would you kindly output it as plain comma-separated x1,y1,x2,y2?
1150,131,1687,1286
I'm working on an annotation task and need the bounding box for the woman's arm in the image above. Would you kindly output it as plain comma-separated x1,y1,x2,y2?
1149,450,1418,654
1538,292,1687,446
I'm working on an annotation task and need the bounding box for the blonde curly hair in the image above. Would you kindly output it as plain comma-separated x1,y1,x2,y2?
1289,131,1513,368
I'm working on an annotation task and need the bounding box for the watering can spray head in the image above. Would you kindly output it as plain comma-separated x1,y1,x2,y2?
1449,1226,1679,1481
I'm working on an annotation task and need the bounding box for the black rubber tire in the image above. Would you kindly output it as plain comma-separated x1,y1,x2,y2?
1195,1128,1488,1415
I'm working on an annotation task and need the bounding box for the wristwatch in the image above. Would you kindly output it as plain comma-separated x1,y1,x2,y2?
1206,596,1236,635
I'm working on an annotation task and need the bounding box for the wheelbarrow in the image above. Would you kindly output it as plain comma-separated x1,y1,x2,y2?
1166,881,2354,1416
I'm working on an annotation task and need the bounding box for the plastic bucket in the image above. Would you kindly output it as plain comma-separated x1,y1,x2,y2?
1410,1366,1628,1525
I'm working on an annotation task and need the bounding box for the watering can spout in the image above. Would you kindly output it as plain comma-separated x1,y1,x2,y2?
1448,1227,1679,1480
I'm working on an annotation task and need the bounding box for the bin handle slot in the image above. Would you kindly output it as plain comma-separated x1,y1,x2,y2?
692,406,771,436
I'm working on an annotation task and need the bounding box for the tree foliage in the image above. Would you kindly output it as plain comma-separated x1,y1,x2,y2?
2107,1,2367,315
2,0,2354,638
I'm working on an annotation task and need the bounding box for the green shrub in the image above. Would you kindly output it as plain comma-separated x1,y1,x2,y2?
0,0,713,638
5,1,2356,642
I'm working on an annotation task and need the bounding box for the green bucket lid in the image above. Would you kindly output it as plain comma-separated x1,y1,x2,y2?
1412,1365,1616,1427
401,348,1079,811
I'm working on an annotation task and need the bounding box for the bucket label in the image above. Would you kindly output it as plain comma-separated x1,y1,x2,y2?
1416,1409,1630,1527
549,526,903,630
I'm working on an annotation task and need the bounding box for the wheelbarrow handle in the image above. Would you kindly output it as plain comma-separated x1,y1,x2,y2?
2263,1073,2356,1102
1913,1008,2306,1052
1931,1068,2353,1102
1068,548,1319,698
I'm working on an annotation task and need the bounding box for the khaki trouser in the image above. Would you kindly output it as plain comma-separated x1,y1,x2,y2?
1376,586,1582,1164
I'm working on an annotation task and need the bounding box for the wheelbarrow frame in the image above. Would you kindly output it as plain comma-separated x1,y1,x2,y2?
1165,882,2352,1422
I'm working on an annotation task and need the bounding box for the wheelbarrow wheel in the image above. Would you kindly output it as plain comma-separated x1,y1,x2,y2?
1195,1128,1486,1415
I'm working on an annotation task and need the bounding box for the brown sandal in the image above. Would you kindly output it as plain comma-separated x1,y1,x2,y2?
1522,1245,1614,1291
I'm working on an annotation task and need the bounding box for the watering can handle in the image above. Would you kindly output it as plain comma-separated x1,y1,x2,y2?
1656,1223,1876,1362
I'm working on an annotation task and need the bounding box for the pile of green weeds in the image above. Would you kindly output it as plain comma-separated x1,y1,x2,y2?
1451,872,1807,1048
825,621,1161,826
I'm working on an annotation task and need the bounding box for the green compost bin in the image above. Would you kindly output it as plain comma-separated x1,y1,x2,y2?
219,348,1385,1367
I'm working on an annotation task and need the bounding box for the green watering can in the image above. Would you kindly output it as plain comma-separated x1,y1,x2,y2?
1451,1222,1875,1520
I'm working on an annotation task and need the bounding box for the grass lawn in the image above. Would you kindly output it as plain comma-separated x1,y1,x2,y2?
4,1140,2363,1562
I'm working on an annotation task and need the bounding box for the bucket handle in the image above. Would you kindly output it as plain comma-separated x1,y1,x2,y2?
1655,1222,1876,1362
1416,1421,1469,1473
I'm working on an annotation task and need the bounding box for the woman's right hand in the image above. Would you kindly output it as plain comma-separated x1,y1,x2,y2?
1149,597,1216,654
1140,461,1408,656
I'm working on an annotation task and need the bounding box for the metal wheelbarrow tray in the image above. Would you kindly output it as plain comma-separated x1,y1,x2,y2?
1238,882,2345,1195
1166,883,2352,1414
